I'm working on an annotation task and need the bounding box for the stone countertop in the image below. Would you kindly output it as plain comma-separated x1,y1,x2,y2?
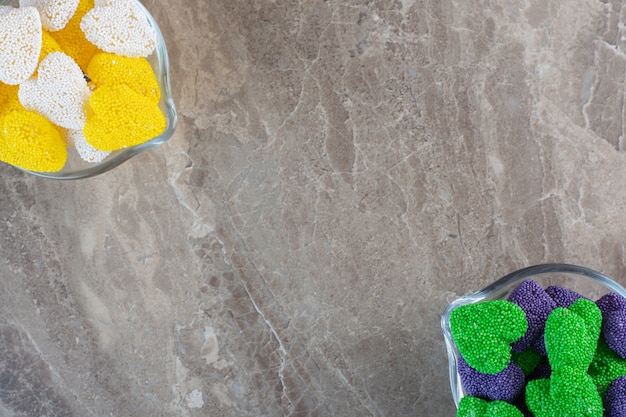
2,0,626,416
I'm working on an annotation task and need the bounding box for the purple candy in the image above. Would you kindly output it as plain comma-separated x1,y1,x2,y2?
597,293,626,316
596,293,626,358
545,285,584,308
458,356,525,402
532,337,548,356
526,285,586,355
604,376,626,417
508,279,557,352
603,310,626,358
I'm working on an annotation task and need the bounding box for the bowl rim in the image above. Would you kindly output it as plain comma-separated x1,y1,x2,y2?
440,263,626,408
6,0,178,180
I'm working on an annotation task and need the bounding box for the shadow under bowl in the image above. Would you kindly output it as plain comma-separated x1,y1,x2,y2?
440,263,626,408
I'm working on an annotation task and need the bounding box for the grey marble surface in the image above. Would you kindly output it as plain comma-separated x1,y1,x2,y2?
3,0,626,416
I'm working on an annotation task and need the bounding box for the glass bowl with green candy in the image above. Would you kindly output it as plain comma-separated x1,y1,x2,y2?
0,0,176,179
441,263,626,417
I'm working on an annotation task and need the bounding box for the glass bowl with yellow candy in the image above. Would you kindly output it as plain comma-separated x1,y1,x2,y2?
0,0,176,179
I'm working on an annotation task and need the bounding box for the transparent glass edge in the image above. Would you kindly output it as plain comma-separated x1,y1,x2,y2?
12,0,177,180
441,263,626,409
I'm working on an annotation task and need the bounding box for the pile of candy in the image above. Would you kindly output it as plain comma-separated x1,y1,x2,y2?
0,0,166,172
450,279,626,417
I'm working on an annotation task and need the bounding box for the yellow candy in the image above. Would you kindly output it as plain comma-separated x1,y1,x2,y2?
40,30,63,61
84,84,166,151
0,110,67,172
0,0,166,171
0,82,23,114
49,0,99,70
87,52,160,104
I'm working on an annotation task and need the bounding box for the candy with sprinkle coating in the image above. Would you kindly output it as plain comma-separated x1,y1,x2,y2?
452,278,626,415
0,109,67,172
525,300,603,417
87,52,160,103
604,376,626,417
545,285,584,308
458,356,525,402
597,292,626,358
544,299,600,370
84,83,165,151
450,300,527,374
457,396,524,417
80,0,156,58
508,279,556,353
511,347,543,376
19,0,79,31
49,0,98,70
526,367,602,417
0,0,167,171
18,51,91,129
67,128,110,163
0,6,42,85
588,337,626,396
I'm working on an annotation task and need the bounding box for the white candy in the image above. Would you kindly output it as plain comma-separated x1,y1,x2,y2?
0,6,42,85
18,52,91,130
80,0,156,58
0,5,15,15
66,129,111,163
19,0,80,31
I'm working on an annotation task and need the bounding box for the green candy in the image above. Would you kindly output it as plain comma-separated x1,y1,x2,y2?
512,347,544,376
450,300,527,374
526,368,602,417
588,337,626,396
545,299,601,371
457,396,523,417
567,298,602,348
525,299,604,417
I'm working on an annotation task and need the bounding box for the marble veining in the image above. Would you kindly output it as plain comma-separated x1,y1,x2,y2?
3,0,626,416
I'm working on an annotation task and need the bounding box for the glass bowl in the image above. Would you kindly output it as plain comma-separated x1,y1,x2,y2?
440,263,626,408
0,0,177,180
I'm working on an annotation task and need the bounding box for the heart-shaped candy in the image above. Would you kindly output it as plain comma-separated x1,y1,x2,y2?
597,293,626,358
0,110,67,172
526,366,602,417
84,83,166,151
49,0,99,70
508,279,557,353
602,311,626,359
544,299,601,370
80,0,156,58
458,356,524,402
457,396,523,417
545,285,584,308
0,81,22,114
40,30,63,62
20,0,80,31
0,6,42,85
87,52,160,104
530,285,586,355
66,129,110,163
588,337,626,396
604,376,626,417
18,51,91,130
511,347,544,376
597,292,626,315
450,300,527,374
